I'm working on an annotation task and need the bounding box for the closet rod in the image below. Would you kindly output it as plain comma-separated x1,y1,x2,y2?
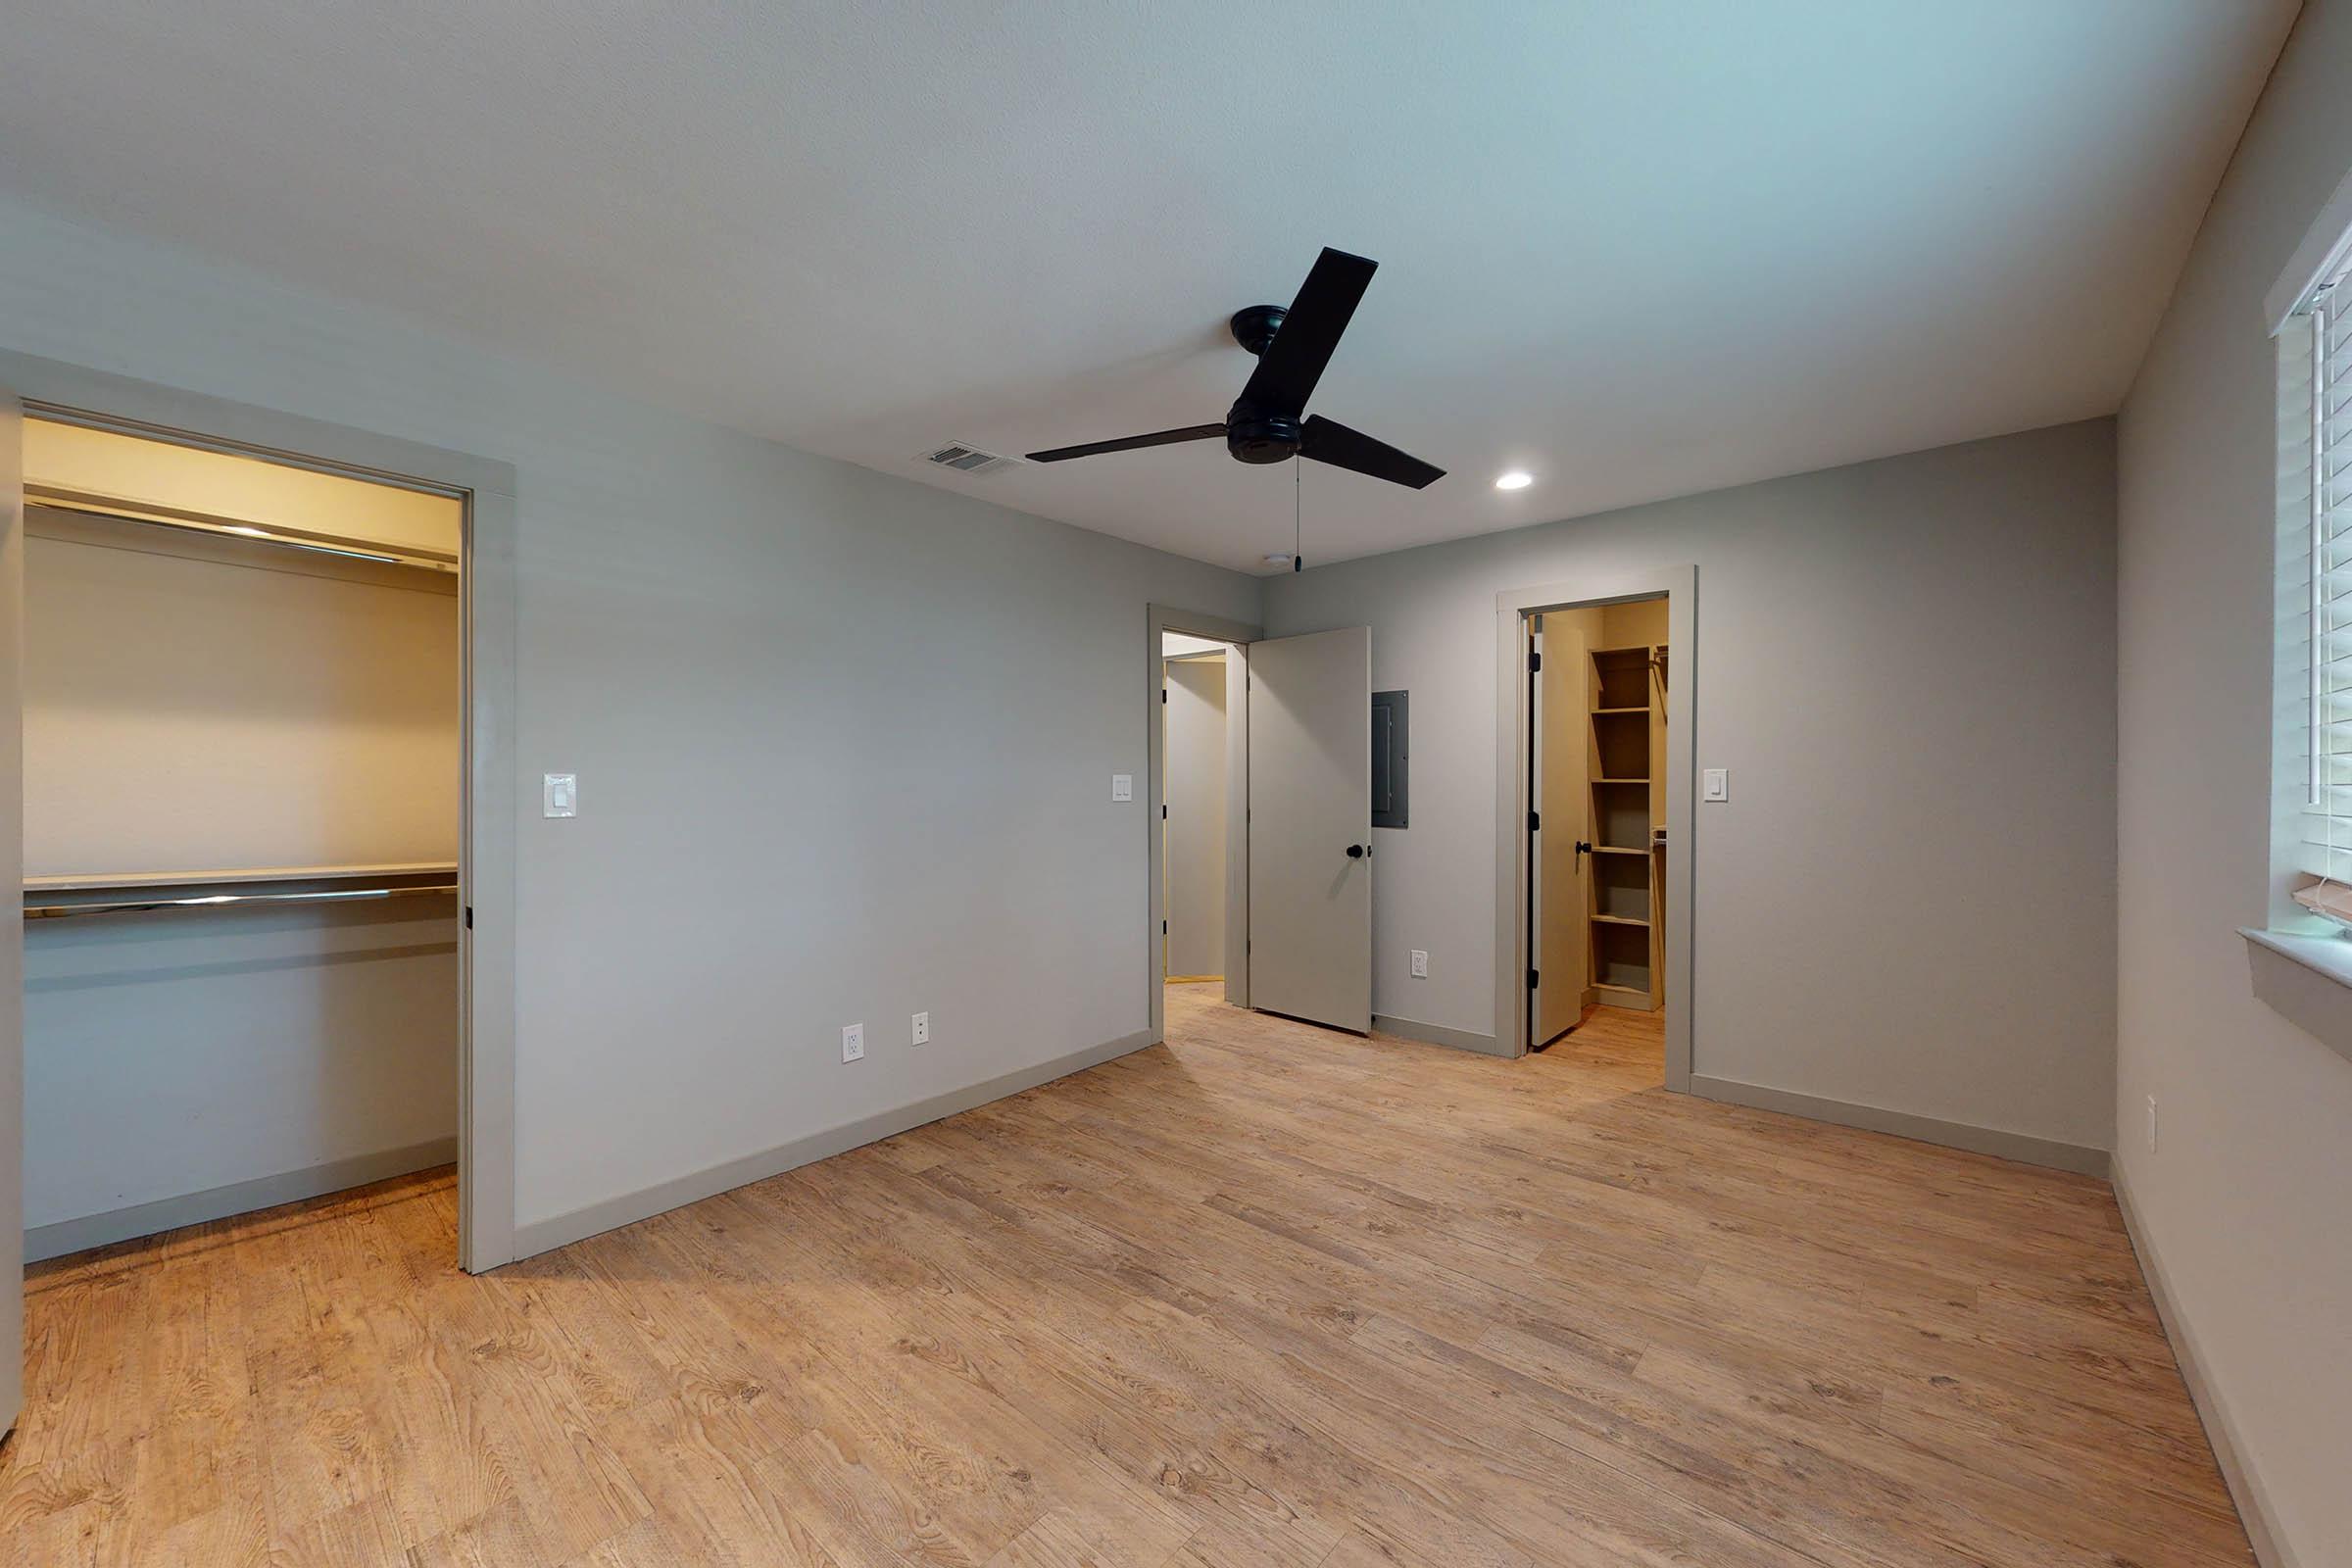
25,486,459,575
25,883,458,921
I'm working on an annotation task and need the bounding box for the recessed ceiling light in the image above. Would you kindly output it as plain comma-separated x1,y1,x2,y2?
1494,470,1534,491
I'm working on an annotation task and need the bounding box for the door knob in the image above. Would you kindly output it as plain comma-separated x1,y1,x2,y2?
1346,843,1367,859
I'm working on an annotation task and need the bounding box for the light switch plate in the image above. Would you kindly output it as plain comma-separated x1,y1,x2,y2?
1111,773,1134,803
543,772,578,817
1409,949,1429,978
841,1023,865,1063
1701,767,1730,803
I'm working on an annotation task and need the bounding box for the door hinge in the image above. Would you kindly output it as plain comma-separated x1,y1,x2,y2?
1162,919,1168,934
1529,650,1542,673
1528,967,1540,990
464,906,473,930
1161,804,1168,819
1529,809,1541,832
1161,688,1168,704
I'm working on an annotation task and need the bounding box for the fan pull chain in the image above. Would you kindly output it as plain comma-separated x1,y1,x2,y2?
1294,458,1303,572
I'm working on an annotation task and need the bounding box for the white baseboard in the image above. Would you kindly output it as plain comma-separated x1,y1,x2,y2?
25,1136,459,1262
2112,1165,2294,1568
1688,1074,2110,1176
1373,1013,1507,1056
511,1026,1160,1260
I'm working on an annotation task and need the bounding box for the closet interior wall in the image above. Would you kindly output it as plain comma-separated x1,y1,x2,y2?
21,418,463,1258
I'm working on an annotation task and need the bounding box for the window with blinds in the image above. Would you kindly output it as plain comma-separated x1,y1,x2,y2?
2280,248,2352,884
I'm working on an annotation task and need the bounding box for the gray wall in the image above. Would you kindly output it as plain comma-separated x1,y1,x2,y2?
24,902,457,1248
1264,420,2119,1157
0,195,1258,1242
2114,1,2352,1558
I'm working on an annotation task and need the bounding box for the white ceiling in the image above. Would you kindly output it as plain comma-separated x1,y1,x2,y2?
0,2,2299,573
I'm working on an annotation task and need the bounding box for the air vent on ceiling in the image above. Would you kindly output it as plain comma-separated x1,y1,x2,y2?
922,442,1019,476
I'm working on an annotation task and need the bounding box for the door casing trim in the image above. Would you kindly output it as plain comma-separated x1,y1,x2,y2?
1493,567,1695,1082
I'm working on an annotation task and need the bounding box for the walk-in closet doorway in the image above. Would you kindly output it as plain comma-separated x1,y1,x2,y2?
1493,568,1695,1081
0,357,518,1434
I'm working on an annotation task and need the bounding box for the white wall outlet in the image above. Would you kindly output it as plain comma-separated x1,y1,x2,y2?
841,1022,865,1063
911,1011,930,1046
1111,773,1134,803
1701,767,1730,803
543,772,578,817
1409,949,1429,978
2146,1094,2158,1153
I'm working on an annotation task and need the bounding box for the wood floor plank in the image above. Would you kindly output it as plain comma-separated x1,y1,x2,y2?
1,985,2251,1566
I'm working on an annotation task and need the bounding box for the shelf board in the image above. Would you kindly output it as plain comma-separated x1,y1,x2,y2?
1592,776,1648,785
25,860,459,893
1591,845,1649,857
1592,706,1648,715
1590,913,1649,927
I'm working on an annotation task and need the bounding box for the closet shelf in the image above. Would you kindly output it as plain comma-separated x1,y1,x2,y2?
26,861,457,893
1592,707,1648,715
1590,913,1649,927
1591,845,1649,857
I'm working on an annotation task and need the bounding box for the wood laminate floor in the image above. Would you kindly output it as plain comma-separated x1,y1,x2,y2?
2,984,2248,1566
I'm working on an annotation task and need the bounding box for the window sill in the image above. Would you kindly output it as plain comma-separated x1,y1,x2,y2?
2240,927,2352,1064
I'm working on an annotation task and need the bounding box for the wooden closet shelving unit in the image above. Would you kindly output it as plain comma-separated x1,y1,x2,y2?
1588,642,1667,1011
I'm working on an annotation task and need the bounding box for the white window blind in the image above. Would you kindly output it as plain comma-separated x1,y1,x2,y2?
2282,250,2352,882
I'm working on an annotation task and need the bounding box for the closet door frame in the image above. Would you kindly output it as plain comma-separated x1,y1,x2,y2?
1492,566,1695,1082
0,349,521,1274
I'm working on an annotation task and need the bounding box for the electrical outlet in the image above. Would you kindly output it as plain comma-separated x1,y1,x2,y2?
2146,1094,2158,1153
1409,949,1429,978
911,1011,930,1046
841,1023,864,1063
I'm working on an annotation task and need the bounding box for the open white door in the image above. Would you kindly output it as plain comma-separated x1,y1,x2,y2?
0,390,24,1439
1248,626,1372,1032
1532,615,1592,1045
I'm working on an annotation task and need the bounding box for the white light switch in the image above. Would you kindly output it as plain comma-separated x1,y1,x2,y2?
543,772,578,817
1111,773,1134,803
1701,767,1730,803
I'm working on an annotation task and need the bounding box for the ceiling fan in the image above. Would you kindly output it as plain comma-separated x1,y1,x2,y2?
1025,247,1446,490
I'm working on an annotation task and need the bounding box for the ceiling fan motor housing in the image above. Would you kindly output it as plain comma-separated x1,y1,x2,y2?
1227,411,1301,464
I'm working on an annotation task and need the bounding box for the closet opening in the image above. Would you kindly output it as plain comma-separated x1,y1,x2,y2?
1494,571,1693,1086
20,412,469,1263
1144,606,1257,1043
1160,628,1239,1015
1528,594,1668,1064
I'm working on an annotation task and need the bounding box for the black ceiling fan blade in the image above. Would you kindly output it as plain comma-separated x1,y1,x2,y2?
1024,423,1227,463
1298,416,1446,490
1238,248,1377,415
